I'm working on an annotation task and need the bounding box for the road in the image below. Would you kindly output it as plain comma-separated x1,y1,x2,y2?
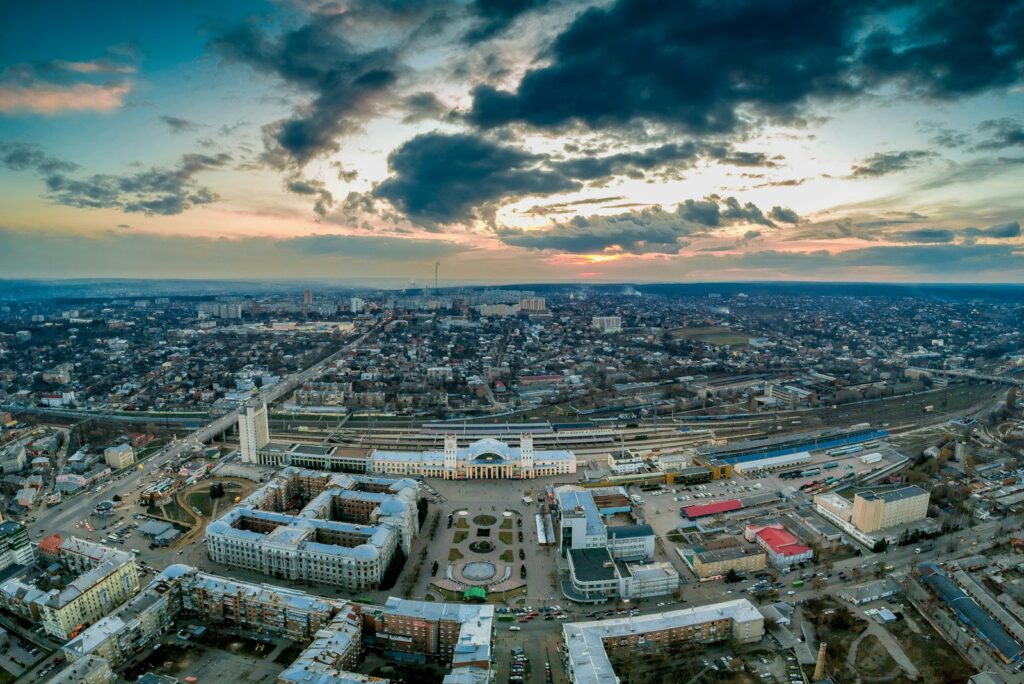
23,328,374,546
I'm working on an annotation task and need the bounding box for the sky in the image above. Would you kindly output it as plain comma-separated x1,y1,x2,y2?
1,0,1023,284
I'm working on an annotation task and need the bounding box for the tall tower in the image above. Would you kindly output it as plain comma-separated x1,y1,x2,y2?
303,289,312,306
813,642,827,681
239,403,269,463
521,434,534,477
444,434,458,476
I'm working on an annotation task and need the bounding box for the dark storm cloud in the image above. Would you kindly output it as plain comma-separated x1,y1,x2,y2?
210,17,400,168
963,221,1021,239
463,0,556,44
497,195,796,254
159,115,203,134
849,150,936,178
372,132,784,224
895,228,957,243
975,118,1024,150
678,195,780,228
467,0,1024,133
372,132,581,224
768,206,801,224
400,91,448,123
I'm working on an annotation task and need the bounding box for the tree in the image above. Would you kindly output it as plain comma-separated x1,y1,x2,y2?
725,568,742,584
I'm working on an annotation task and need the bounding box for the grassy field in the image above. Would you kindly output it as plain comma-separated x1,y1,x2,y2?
671,326,749,346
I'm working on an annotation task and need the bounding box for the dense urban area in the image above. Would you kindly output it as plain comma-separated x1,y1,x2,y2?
0,281,1022,684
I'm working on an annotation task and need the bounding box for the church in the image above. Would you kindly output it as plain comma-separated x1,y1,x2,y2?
370,435,576,479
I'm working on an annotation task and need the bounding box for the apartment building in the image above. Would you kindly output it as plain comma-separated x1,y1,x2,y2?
683,544,767,579
205,468,418,590
39,539,140,639
103,444,135,470
238,403,270,463
563,599,764,684
0,521,34,571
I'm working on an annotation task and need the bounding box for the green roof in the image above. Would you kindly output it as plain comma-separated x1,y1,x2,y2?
463,587,487,601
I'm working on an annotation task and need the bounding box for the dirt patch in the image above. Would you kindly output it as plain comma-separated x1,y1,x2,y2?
855,634,898,679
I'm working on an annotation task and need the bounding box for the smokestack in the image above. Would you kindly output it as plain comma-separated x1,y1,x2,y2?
813,642,827,681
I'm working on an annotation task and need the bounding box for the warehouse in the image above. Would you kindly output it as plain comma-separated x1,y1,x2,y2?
734,451,812,475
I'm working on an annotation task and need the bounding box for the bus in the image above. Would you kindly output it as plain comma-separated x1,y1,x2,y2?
792,580,804,587
498,614,516,622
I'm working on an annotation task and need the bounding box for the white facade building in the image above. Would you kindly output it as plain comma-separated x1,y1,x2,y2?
371,436,575,480
591,316,622,333
206,468,418,590
238,403,270,463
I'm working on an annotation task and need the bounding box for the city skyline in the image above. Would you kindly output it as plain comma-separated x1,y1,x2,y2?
2,0,1023,282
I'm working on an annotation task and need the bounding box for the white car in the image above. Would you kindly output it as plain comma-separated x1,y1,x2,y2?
509,626,521,631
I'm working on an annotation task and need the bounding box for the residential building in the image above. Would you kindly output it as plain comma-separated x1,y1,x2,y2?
591,316,622,333
36,539,140,639
238,403,270,463
49,655,114,684
371,436,575,480
562,599,764,684
205,468,418,590
103,443,135,470
851,486,930,533
0,521,34,571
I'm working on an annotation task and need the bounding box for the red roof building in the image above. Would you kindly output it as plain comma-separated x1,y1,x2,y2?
683,498,743,519
38,533,64,563
752,526,812,567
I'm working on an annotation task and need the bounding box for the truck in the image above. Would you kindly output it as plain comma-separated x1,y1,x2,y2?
914,544,934,555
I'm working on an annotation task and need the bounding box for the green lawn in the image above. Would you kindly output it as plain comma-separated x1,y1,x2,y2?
453,531,468,543
448,548,464,562
499,531,513,544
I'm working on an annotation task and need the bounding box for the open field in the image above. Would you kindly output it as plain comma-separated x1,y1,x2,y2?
671,326,749,346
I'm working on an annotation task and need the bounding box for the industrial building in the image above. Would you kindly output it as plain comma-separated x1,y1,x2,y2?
851,485,930,533
745,523,813,568
918,562,1023,665
562,599,764,684
205,467,419,590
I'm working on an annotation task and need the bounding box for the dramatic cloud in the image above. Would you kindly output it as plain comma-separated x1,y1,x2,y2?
373,132,582,224
975,118,1024,150
160,115,202,134
768,206,801,224
210,17,400,168
895,228,957,243
285,175,335,216
963,221,1021,239
463,0,559,44
0,52,136,114
400,92,448,123
498,195,796,254
1,147,232,215
850,150,935,178
468,0,1024,134
372,133,784,224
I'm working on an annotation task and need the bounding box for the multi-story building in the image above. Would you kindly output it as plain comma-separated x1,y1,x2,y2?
562,599,764,684
518,296,546,312
371,436,575,480
363,597,493,676
564,548,679,602
682,544,767,579
350,296,365,314
205,468,418,590
555,486,655,561
103,444,135,470
0,521,34,571
49,655,114,684
851,486,930,533
238,403,270,463
591,316,622,333
64,565,493,684
38,539,140,639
